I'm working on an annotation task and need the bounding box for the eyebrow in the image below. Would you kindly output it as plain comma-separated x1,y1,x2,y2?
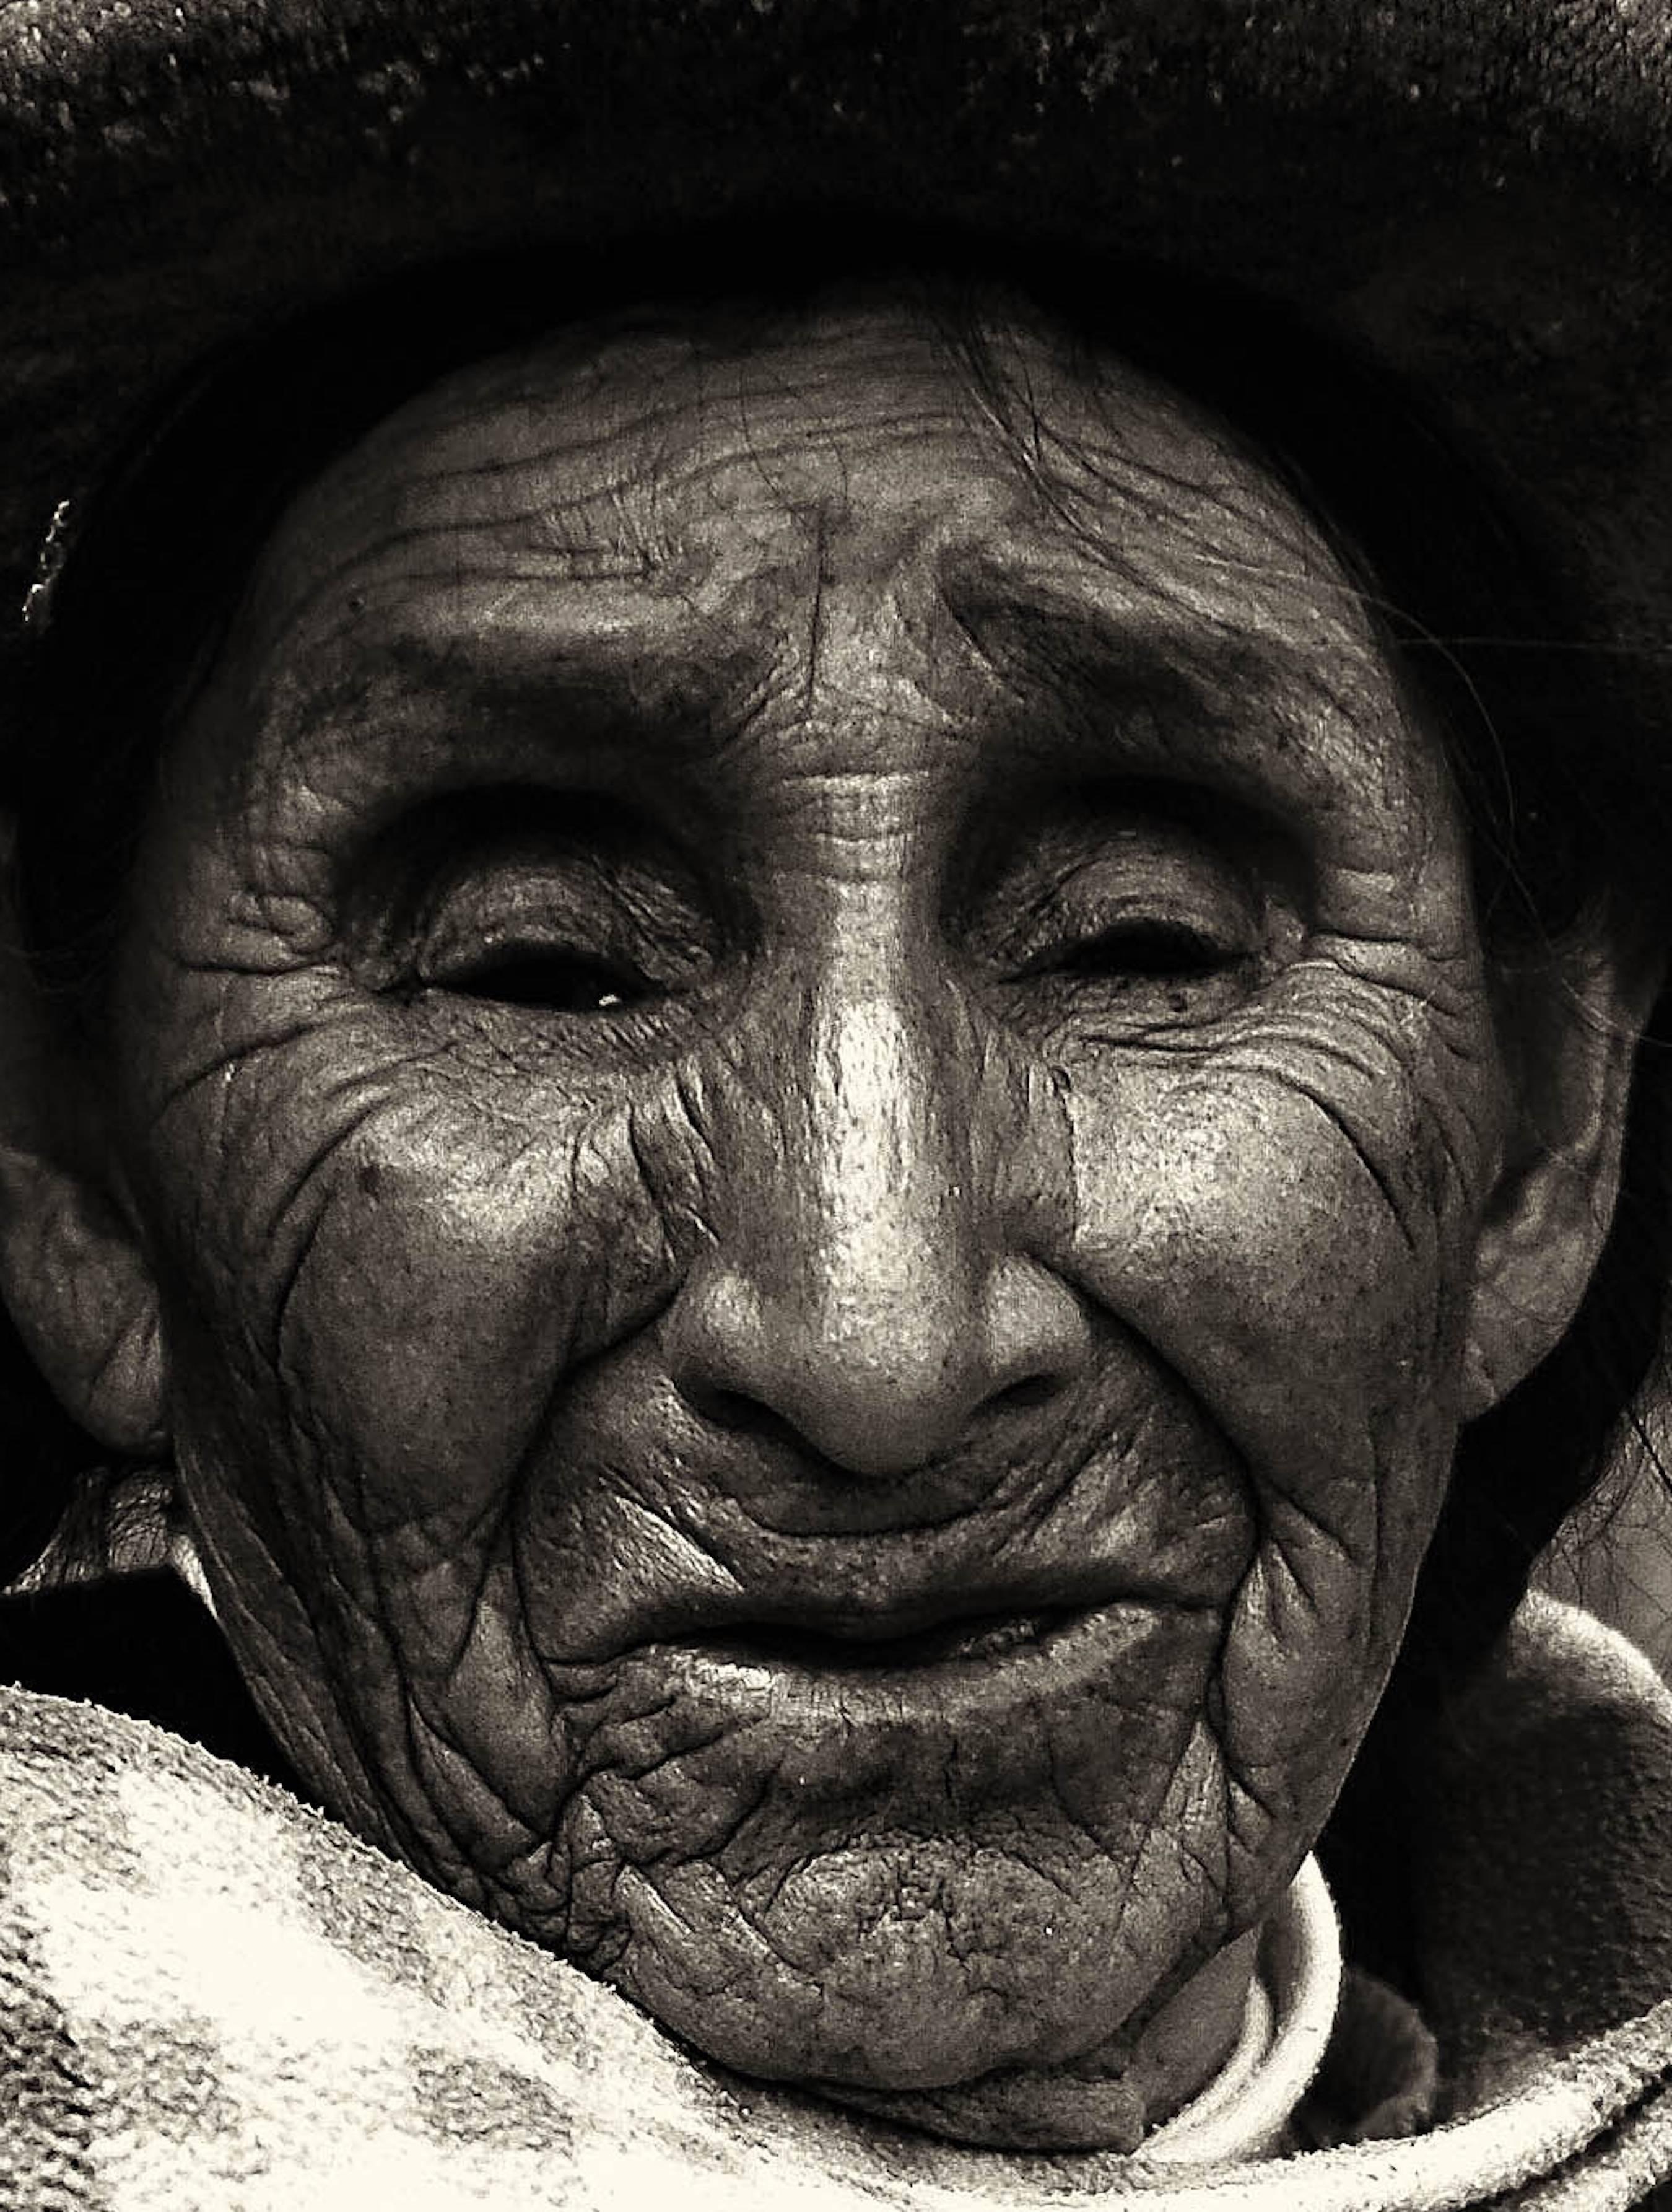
272,624,761,792
947,572,1365,772
939,555,1365,716
270,541,1386,810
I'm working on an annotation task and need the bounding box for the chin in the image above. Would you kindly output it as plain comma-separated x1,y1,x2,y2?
812,2072,1151,2154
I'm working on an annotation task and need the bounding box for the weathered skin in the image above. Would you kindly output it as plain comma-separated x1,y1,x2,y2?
1,291,1648,2151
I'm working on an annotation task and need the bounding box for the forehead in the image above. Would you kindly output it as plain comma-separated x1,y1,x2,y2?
214,289,1436,867
262,295,1334,624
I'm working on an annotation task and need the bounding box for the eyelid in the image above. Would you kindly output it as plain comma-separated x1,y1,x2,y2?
414,866,625,982
978,815,1272,976
337,784,722,994
1053,846,1258,935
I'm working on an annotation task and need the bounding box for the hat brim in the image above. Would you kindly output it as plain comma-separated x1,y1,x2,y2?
4,0,1672,686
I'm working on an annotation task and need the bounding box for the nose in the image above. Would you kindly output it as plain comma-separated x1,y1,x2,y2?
664,985,1089,1480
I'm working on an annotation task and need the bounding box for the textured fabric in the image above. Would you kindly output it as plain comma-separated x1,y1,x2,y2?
1144,1856,1341,2164
1304,1969,1441,2150
1411,1597,1672,2105
0,1595,1669,2208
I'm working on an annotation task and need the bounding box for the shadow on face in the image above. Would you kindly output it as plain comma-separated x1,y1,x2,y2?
0,281,1649,2151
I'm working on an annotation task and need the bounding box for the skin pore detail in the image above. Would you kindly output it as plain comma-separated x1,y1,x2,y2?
97,292,1509,2150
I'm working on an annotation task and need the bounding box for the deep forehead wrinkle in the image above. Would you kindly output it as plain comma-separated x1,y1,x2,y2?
261,295,1353,667
351,320,1002,527
272,407,988,647
382,406,992,553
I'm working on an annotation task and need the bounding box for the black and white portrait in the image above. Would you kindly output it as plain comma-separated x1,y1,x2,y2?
1,4,1671,2205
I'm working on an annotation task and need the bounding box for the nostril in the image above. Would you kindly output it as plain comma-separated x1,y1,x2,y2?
683,1368,1064,1469
664,1250,1091,1482
682,1381,805,1454
991,1375,1058,1414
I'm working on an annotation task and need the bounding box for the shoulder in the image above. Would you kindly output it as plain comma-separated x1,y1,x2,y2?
1409,1594,1672,2069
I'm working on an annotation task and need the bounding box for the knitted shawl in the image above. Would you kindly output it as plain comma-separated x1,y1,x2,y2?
1,1593,1670,2209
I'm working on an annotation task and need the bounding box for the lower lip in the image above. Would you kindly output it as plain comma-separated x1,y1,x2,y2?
660,1599,1206,1719
638,1597,1208,1766
583,1596,1219,1832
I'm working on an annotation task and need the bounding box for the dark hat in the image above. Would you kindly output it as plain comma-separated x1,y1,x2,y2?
4,0,1672,693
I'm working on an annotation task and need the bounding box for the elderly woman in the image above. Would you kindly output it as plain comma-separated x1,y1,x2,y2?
2,1,1672,2205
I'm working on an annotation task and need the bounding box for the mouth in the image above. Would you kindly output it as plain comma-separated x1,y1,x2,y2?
687,1605,1074,1673
624,1593,1219,1818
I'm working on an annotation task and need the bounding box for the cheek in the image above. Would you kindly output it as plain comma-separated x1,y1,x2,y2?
136,994,705,1855
1061,981,1497,1746
1071,1082,1453,1474
144,982,688,1485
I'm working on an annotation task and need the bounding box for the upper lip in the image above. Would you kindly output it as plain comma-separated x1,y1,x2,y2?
533,1561,1225,1674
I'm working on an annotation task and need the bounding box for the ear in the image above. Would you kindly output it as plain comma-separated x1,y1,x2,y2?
0,828,168,1458
1461,925,1666,1421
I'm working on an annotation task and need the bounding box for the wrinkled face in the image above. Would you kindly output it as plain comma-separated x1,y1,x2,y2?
108,295,1511,2142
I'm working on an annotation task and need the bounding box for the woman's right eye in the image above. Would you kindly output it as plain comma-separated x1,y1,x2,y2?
417,940,652,1013
359,802,718,1019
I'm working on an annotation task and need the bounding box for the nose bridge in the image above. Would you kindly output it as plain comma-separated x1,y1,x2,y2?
664,929,1050,1482
662,811,1091,1481
783,956,977,1359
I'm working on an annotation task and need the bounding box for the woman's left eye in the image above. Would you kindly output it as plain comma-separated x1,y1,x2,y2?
988,831,1268,1004
957,784,1311,1037
1024,916,1244,983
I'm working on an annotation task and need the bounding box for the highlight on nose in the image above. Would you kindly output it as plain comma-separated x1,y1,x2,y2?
661,982,1089,1478
666,1247,1091,1480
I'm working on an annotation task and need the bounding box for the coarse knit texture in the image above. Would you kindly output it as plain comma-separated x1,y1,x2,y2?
0,1593,1670,2209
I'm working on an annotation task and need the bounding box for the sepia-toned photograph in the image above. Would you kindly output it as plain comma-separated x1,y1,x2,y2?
1,2,1671,2203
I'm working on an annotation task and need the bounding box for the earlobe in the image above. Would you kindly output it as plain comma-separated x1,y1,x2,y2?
1461,937,1661,1423
0,823,169,1458
0,1140,169,1457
